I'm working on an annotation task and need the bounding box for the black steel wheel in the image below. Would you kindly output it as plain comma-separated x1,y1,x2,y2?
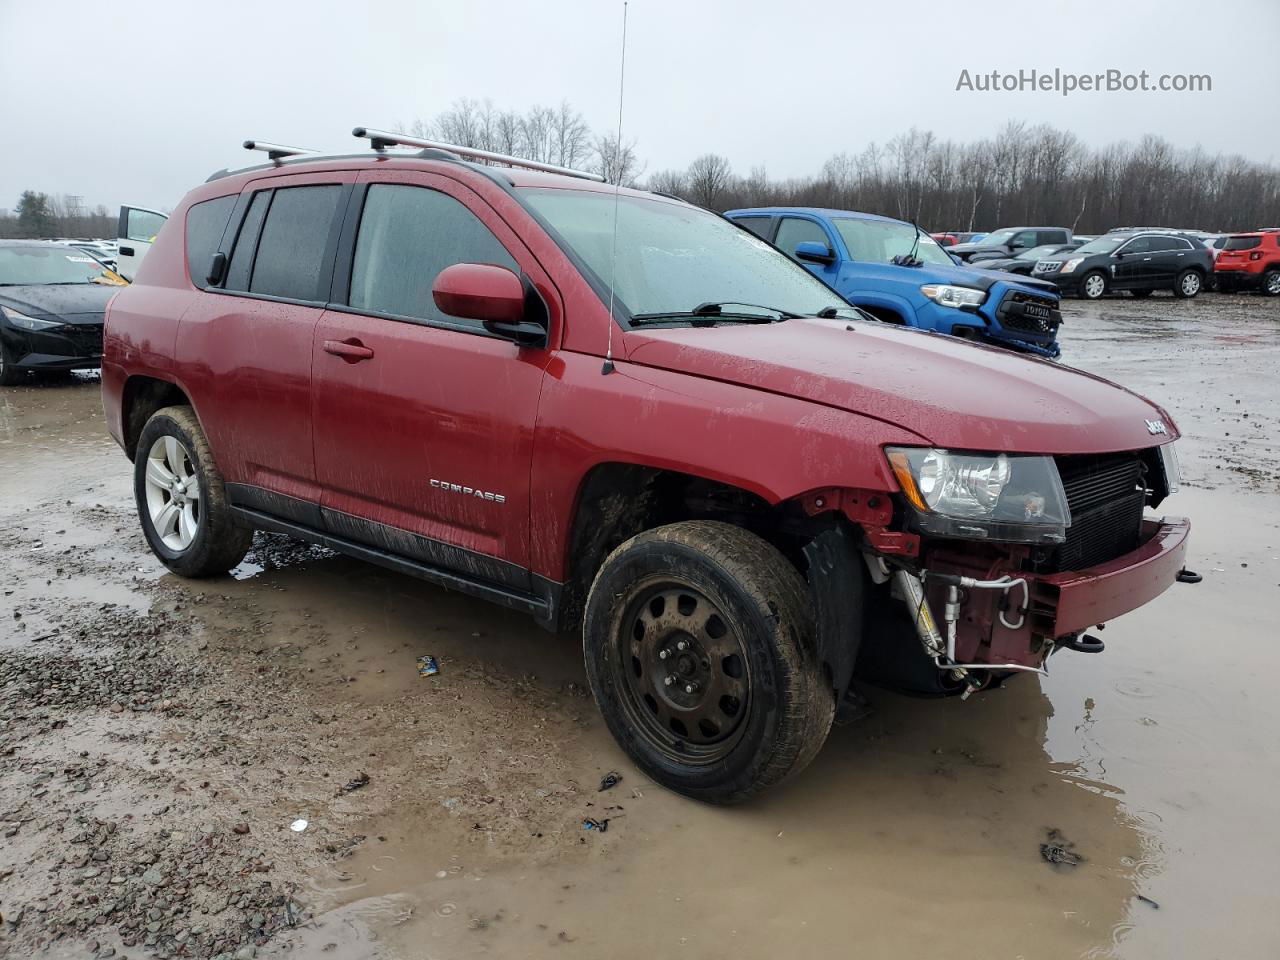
583,520,834,804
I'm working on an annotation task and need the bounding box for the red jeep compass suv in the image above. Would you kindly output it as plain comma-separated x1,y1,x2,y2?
101,129,1191,802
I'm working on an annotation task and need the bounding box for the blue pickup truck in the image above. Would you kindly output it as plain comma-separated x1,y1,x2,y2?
724,207,1063,358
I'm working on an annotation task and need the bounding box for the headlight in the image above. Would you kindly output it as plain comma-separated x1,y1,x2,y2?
1158,441,1180,495
0,305,61,331
886,447,1072,544
919,284,986,309
1060,257,1085,274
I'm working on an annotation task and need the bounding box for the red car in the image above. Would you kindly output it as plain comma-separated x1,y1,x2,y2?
1214,231,1280,295
102,129,1191,802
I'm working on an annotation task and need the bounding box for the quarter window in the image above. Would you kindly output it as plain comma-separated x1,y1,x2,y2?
774,218,830,258
348,184,517,328
249,185,344,301
224,190,271,292
185,195,236,289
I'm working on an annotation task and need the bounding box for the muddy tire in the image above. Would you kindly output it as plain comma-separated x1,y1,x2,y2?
583,520,834,804
1262,270,1280,297
134,405,252,577
1173,269,1203,299
0,342,24,386
1078,270,1107,300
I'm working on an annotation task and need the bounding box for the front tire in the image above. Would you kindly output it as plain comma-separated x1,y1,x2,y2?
1079,270,1108,300
0,342,24,386
134,405,252,577
583,521,834,804
1173,269,1203,299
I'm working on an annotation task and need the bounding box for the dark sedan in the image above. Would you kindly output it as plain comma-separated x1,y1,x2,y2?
0,241,123,385
969,242,1082,276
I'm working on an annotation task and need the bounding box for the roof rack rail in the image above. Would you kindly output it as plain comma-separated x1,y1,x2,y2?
352,127,606,183
243,140,318,162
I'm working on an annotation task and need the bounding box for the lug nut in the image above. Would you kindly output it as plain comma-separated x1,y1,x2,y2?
663,675,674,687
685,683,698,694
676,640,688,651
658,649,668,660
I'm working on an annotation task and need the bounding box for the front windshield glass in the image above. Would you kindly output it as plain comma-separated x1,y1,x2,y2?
521,190,854,319
1015,244,1063,261
1073,236,1126,256
980,228,1018,245
832,218,954,266
0,245,114,285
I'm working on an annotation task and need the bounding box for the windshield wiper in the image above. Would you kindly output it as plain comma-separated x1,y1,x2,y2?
630,302,799,327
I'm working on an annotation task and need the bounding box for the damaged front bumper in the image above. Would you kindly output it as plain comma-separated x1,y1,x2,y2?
894,516,1190,687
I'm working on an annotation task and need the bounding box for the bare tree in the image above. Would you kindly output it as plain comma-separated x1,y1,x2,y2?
686,154,733,209
593,133,644,186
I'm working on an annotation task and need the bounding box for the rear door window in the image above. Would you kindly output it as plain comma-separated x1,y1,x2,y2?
348,183,517,329
248,185,344,301
775,218,830,258
224,190,272,291
733,216,775,241
185,195,236,289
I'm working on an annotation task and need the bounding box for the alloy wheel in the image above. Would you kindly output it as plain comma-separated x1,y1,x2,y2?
1084,274,1105,298
1266,272,1280,295
143,435,202,551
618,584,751,762
1182,273,1201,296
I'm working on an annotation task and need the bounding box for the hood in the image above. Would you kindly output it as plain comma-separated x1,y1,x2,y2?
0,283,114,324
947,242,996,256
910,260,1056,294
624,318,1173,454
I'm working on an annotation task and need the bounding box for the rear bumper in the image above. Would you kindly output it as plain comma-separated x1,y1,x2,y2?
1214,268,1264,289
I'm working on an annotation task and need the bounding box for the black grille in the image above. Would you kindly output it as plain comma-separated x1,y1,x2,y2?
997,290,1061,336
1034,453,1146,572
62,323,104,356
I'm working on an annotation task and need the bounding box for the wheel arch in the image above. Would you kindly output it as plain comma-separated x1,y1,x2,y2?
120,375,193,460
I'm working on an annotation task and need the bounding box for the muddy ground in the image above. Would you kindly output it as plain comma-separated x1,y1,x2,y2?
2,292,1278,960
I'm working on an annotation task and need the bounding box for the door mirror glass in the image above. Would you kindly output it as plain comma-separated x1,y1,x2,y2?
794,241,835,265
432,263,546,346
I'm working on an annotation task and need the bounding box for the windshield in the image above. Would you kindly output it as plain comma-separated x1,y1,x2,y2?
979,228,1018,246
832,218,954,266
0,245,114,285
521,190,854,320
1016,244,1065,261
1072,236,1127,256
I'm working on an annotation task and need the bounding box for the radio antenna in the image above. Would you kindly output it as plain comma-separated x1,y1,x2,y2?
601,0,628,376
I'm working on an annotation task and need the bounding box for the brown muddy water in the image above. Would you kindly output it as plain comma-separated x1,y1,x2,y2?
2,294,1278,960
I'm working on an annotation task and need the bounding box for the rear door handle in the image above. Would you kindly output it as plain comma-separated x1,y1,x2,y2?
323,338,375,362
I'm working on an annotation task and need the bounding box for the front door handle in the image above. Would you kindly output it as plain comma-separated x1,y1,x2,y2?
323,338,375,362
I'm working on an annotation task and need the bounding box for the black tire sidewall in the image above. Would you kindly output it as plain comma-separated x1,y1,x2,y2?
584,534,814,802
134,411,221,575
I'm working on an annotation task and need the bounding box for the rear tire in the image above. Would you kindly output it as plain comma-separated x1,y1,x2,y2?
1173,269,1203,299
1262,270,1280,297
583,520,834,804
134,405,252,577
1079,270,1107,300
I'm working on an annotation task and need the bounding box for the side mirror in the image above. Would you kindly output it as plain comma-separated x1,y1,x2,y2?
794,241,836,265
432,263,547,348
206,252,227,287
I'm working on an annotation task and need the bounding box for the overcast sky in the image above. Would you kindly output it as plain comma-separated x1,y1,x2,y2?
2,0,1277,215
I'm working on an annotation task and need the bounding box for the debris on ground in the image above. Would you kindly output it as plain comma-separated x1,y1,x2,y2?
337,772,371,796
417,655,440,677
598,771,622,792
290,819,310,833
1040,828,1084,867
1136,894,1161,910
582,817,609,832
